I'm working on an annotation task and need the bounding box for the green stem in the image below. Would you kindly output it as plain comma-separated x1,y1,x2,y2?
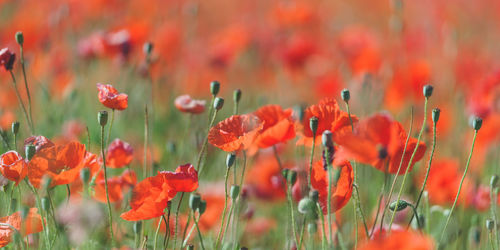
101,125,115,246
173,192,185,249
9,70,32,134
287,181,299,247
317,203,327,250
193,213,206,250
154,216,162,250
19,45,34,133
327,162,333,246
491,188,499,250
353,184,370,237
297,217,306,250
215,167,231,249
143,106,148,177
273,145,283,170
308,135,316,187
107,109,115,146
197,109,218,175
439,130,478,244
221,198,235,245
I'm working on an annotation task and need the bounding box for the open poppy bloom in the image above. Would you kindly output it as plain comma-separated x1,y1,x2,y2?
94,170,137,203
359,229,435,250
24,136,55,153
28,141,88,188
96,83,128,110
121,164,198,221
246,155,287,200
208,115,263,152
106,139,133,168
0,208,43,248
174,95,206,114
0,151,27,186
296,98,357,147
251,105,295,150
0,48,15,71
336,113,426,175
311,159,353,214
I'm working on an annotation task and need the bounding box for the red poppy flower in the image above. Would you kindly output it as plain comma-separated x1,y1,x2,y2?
337,113,426,175
0,208,43,248
208,115,264,152
106,138,133,168
422,159,471,206
174,95,206,114
96,83,128,110
121,164,198,221
245,155,287,200
0,151,27,185
296,98,357,147
28,141,87,188
311,159,353,214
251,105,295,149
0,48,15,71
24,136,55,153
94,170,137,203
359,229,435,250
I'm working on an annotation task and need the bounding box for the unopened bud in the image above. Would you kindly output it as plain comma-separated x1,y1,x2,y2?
486,219,495,231
214,97,224,110
15,32,24,46
25,144,36,161
133,221,142,234
11,122,19,135
233,89,242,103
423,85,434,98
189,193,201,211
226,153,236,168
341,89,350,103
298,197,315,215
287,170,297,185
389,200,410,212
98,111,108,126
198,200,207,215
210,81,220,96
309,116,318,135
432,108,440,124
309,190,319,203
491,175,499,189
470,116,482,131
230,185,240,200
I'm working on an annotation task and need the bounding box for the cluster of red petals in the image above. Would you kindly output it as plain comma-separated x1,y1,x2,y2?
28,141,93,188
106,138,133,168
311,159,354,214
94,170,137,203
0,151,27,185
359,229,435,250
251,105,295,150
337,113,426,175
174,95,206,114
208,115,263,152
0,208,43,248
96,83,128,110
0,48,15,71
121,164,198,221
297,98,357,147
421,159,470,206
24,135,55,153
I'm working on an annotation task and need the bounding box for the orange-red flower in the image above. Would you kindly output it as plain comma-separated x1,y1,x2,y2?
359,229,435,250
422,159,471,206
337,113,426,175
28,141,88,188
96,83,128,110
297,98,356,147
24,135,55,152
94,170,137,203
106,138,133,168
311,159,353,214
0,151,27,185
0,48,15,71
0,208,43,248
245,155,287,200
121,164,198,221
251,105,295,150
174,95,206,114
208,115,263,152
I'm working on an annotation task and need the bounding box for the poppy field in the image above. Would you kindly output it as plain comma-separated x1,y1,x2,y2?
0,0,499,249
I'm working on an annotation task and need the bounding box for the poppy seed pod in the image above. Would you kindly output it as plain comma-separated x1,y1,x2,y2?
233,89,242,103
322,130,333,147
226,153,236,168
198,200,207,215
389,199,410,212
309,116,318,135
432,108,440,124
11,121,19,135
143,42,153,56
287,170,297,185
341,88,350,103
80,168,91,184
230,185,240,200
307,222,317,234
210,81,220,96
25,144,36,161
214,97,224,110
41,197,50,211
189,193,201,211
309,189,319,203
298,197,315,215
98,111,108,126
470,116,482,131
15,32,24,46
133,221,142,234
423,85,434,98
491,175,499,189
486,219,495,231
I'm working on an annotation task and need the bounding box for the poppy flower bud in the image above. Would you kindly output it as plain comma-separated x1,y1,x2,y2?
21,206,29,219
80,168,90,184
187,245,194,250
309,117,318,135
41,197,50,211
432,108,440,124
423,85,433,98
309,190,319,203
491,175,499,188
15,32,24,46
10,199,17,212
11,121,19,135
322,130,333,148
214,97,224,110
143,42,153,56
341,88,350,103
486,219,495,231
210,81,220,96
287,170,297,185
233,89,242,103
230,185,240,200
389,199,410,212
226,153,236,168
133,221,142,234
189,193,201,211
25,144,36,161
298,197,315,215
307,222,317,234
470,116,482,131
198,200,207,215
98,111,108,127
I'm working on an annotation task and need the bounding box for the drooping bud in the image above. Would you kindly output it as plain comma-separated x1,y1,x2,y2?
15,32,24,46
210,81,220,96
214,97,224,110
432,108,440,124
287,170,297,185
423,85,434,98
11,121,19,135
143,42,153,56
309,190,319,203
486,219,495,231
389,200,410,212
341,88,350,103
309,116,318,135
322,130,333,148
25,144,36,161
230,185,240,200
298,197,315,215
226,153,236,168
233,89,242,103
98,111,108,126
189,193,201,211
470,116,482,131
80,168,91,184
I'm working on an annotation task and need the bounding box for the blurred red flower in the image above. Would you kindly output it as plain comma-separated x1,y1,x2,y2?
421,159,470,206
94,169,136,203
174,95,206,114
208,115,263,152
359,229,435,250
24,135,55,153
96,83,128,110
0,48,15,71
106,138,133,168
0,151,27,185
251,105,295,150
0,208,43,248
